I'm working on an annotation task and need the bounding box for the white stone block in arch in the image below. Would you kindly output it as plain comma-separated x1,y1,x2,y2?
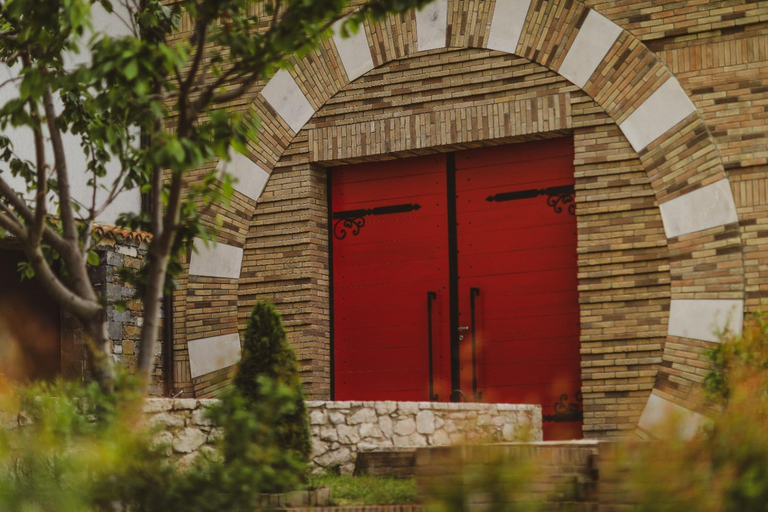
188,238,244,280
557,9,622,88
415,0,448,52
619,77,697,152
487,0,533,54
668,299,744,344
217,147,270,202
188,333,242,379
261,69,316,134
332,18,375,82
659,179,738,238
638,393,709,440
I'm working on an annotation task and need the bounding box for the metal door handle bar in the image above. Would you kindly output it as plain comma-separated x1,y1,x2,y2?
470,287,481,401
427,291,438,401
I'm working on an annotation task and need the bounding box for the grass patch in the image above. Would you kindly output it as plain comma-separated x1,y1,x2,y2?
308,473,419,505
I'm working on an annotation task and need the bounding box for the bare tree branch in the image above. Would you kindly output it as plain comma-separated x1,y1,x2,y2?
0,173,34,222
0,209,26,238
43,87,78,243
28,111,47,246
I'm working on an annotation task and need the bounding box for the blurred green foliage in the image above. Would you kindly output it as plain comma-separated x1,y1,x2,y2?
612,311,768,512
421,454,540,512
0,359,310,511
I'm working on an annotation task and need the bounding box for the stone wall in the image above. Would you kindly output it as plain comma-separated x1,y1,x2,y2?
144,399,542,474
61,228,165,396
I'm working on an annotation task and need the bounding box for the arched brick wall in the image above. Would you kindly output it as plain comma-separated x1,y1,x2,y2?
184,0,745,437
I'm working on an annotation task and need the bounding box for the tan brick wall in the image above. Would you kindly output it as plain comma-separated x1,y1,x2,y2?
240,164,332,398
167,1,768,439
243,52,669,438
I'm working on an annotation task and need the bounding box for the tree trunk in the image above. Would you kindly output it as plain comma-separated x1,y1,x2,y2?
84,315,116,395
137,242,170,387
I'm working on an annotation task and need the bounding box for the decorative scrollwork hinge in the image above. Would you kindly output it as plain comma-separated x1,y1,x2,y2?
543,391,583,423
332,203,421,240
487,184,576,215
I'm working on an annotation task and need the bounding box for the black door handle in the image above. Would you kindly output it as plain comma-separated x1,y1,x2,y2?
470,287,481,401
427,291,438,401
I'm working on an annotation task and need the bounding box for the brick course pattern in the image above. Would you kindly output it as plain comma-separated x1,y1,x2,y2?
166,0,768,439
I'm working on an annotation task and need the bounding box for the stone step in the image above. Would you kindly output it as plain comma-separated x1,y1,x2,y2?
354,448,418,478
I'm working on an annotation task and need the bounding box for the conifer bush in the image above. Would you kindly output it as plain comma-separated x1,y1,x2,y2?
232,301,312,475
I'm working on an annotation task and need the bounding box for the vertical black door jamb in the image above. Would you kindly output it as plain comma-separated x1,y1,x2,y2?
446,153,461,400
327,169,335,400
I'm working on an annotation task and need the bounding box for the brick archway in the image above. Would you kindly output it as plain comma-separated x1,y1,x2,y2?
186,0,744,436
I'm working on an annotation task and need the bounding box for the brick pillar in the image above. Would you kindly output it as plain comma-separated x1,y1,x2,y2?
240,163,331,399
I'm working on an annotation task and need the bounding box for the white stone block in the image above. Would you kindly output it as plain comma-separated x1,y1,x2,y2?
311,439,329,459
638,393,709,440
337,424,360,444
394,418,416,436
332,18,375,81
217,148,270,201
359,423,384,439
416,410,436,434
348,408,377,425
187,333,242,379
261,69,316,133
619,77,697,152
188,238,243,279
173,427,207,454
375,401,397,415
320,425,339,442
487,0,532,54
397,402,419,415
314,447,350,469
659,179,738,238
310,409,328,425
148,411,185,428
558,10,622,88
379,416,393,437
415,0,448,51
668,299,744,343
432,429,450,445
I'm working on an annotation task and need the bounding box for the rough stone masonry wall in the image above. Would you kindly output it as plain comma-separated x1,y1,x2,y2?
62,229,165,396
144,399,541,474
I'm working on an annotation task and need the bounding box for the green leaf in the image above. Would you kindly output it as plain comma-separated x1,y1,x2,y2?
87,251,100,266
166,138,185,163
123,60,139,80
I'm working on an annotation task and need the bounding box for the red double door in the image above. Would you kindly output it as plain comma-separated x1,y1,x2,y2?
331,138,582,439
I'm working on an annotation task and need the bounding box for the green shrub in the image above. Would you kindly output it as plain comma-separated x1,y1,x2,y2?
229,300,311,489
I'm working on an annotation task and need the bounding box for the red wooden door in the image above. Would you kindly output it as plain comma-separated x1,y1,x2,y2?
455,138,581,440
332,154,452,401
331,138,582,439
